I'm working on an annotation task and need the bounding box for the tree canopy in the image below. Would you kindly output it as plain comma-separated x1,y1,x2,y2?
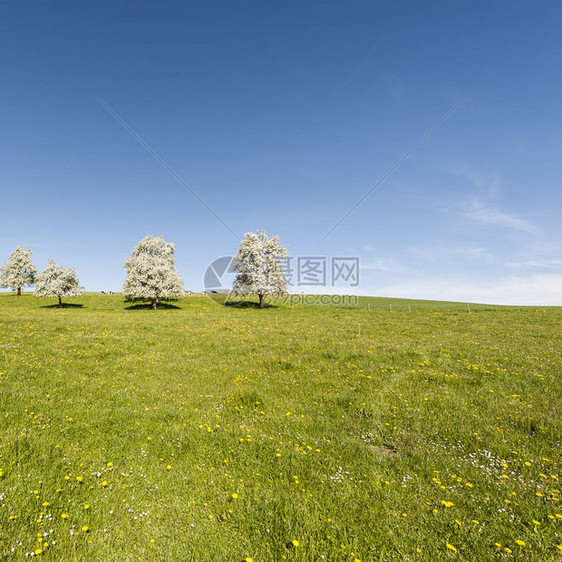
122,235,184,309
0,246,38,295
231,230,288,308
34,259,84,307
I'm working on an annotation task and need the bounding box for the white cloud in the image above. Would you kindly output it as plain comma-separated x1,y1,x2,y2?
370,273,562,306
463,206,537,233
360,259,393,271
451,168,538,233
461,169,501,198
505,259,562,269
409,245,495,264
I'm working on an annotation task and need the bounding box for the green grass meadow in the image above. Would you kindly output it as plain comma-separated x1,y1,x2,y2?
0,293,560,560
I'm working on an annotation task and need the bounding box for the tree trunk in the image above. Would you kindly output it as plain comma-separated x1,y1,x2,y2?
259,293,264,308
17,287,21,296
58,296,63,308
152,298,157,310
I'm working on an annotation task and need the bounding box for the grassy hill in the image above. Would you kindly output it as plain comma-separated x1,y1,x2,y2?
0,293,560,560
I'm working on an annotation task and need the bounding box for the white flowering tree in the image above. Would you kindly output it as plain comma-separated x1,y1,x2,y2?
0,246,38,295
123,235,184,309
34,259,84,307
231,230,289,308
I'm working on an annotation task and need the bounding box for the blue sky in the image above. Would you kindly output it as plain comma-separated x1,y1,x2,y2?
1,1,561,304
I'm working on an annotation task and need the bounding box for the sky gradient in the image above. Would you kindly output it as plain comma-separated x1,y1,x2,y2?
1,1,561,304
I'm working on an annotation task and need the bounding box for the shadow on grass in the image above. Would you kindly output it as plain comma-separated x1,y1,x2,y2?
124,302,181,310
223,300,277,309
40,303,85,309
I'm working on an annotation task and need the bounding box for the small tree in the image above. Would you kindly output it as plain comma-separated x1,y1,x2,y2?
34,259,84,307
123,235,184,309
231,230,288,308
1,246,38,295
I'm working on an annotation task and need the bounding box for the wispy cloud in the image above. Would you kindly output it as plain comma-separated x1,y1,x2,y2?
451,168,538,233
360,259,393,271
370,273,562,306
463,205,538,233
409,245,496,264
461,169,502,198
505,259,562,269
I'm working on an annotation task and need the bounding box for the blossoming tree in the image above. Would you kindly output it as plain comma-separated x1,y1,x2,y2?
34,259,84,307
122,235,184,309
0,246,38,295
231,230,288,308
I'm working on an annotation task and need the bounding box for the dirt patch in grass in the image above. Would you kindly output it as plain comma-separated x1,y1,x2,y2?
368,445,399,456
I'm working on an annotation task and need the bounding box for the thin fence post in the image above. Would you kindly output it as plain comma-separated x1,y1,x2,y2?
467,303,471,313
408,304,411,313
358,323,361,337
368,303,371,312
275,315,278,327
389,304,392,312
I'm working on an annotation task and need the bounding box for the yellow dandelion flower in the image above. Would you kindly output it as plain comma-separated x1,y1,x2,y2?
82,526,89,532
34,548,43,555
446,544,457,552
292,539,300,547
515,540,525,546
61,513,69,519
232,493,238,499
